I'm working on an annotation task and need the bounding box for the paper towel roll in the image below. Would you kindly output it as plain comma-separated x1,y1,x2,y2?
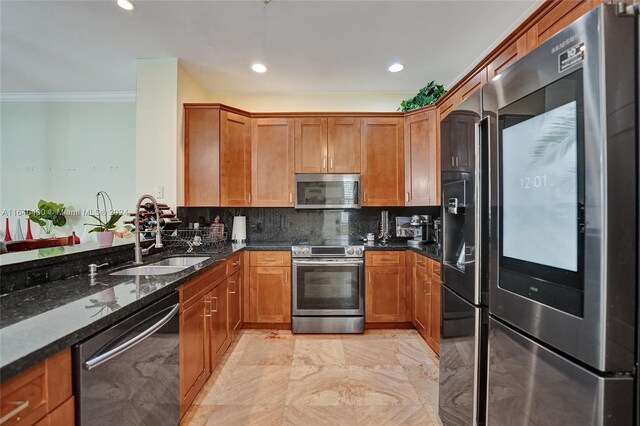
232,216,247,243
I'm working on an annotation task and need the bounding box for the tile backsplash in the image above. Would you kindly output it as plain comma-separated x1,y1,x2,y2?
177,206,441,242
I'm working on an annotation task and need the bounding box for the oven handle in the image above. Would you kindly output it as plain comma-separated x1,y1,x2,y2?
292,259,363,266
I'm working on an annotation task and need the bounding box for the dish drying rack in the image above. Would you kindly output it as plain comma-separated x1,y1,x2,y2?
158,227,227,254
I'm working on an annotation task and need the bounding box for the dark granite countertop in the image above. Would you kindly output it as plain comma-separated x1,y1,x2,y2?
0,239,438,380
363,241,441,261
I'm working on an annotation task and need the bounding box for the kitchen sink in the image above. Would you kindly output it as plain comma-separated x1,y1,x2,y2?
150,256,210,267
109,256,210,276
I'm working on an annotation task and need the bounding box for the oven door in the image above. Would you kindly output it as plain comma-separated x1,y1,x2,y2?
292,258,364,316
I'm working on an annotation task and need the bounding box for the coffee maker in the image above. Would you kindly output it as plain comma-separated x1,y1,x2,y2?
408,215,434,247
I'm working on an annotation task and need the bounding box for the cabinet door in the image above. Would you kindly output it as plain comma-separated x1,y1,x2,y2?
365,266,407,323
184,107,220,206
209,281,230,368
249,267,291,323
294,118,328,173
220,111,251,206
487,43,519,80
228,271,242,336
405,110,438,206
427,275,441,354
361,117,404,206
180,295,210,415
441,111,476,173
413,263,429,337
328,117,361,173
252,118,295,206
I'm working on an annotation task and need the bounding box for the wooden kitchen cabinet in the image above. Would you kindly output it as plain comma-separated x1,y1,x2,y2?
413,257,429,337
208,280,230,368
365,251,407,323
179,294,210,416
251,118,295,206
227,271,242,336
294,117,361,174
248,251,291,324
0,349,72,426
428,270,441,353
361,117,405,206
294,117,328,173
328,117,361,173
220,111,252,206
411,253,441,354
404,108,439,206
440,110,477,173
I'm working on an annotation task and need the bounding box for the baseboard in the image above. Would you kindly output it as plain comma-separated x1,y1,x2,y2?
365,322,415,330
242,322,292,330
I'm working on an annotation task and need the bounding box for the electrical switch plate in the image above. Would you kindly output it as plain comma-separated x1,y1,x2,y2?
155,186,164,199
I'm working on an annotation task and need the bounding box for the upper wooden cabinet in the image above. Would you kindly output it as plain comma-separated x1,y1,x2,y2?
440,110,477,174
361,117,405,206
184,106,251,207
405,109,439,206
184,107,220,206
328,117,361,173
220,111,251,206
251,118,295,207
294,117,361,174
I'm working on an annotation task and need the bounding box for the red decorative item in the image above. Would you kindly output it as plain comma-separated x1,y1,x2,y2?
73,232,80,244
25,219,33,240
4,218,12,242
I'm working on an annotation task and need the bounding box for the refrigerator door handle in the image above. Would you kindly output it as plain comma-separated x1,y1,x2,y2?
474,116,489,305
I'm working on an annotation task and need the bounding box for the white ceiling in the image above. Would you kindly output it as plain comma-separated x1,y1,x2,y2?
0,0,536,94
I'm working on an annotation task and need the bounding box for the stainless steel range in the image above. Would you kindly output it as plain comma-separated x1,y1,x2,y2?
291,241,364,333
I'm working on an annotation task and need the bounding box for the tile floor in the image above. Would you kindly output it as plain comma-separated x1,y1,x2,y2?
182,329,442,426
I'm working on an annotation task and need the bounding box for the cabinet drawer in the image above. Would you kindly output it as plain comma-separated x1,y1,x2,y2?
366,251,405,267
0,350,72,426
179,261,227,311
250,251,290,267
414,255,429,269
226,252,242,275
432,260,441,278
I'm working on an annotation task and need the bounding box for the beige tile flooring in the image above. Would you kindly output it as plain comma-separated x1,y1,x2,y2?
182,329,442,426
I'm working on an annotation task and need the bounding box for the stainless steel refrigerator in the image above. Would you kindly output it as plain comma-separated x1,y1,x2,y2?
439,89,490,425
482,4,637,425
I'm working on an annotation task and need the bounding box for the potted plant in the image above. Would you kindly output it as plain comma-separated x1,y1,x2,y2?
27,200,67,238
85,191,123,247
398,81,446,112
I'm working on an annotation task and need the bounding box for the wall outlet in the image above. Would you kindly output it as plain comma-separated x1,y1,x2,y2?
155,186,164,199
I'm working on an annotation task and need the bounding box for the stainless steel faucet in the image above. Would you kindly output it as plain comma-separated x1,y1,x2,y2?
134,194,163,265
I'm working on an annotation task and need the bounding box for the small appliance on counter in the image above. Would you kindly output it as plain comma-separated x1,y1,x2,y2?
231,216,246,243
408,215,434,247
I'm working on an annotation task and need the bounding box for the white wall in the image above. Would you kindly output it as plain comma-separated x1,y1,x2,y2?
207,92,412,112
0,101,136,238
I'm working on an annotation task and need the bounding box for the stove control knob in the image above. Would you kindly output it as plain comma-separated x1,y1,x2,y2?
346,247,355,255
303,247,311,256
355,248,363,256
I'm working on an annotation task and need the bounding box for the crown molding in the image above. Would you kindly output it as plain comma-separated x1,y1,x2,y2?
0,92,136,103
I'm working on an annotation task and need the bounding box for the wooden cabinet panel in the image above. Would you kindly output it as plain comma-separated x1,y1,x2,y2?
250,251,290,267
220,111,251,206
249,267,291,323
536,0,599,45
294,118,328,173
34,397,74,426
413,262,429,338
179,262,227,312
404,109,438,206
440,110,477,174
487,43,519,80
180,295,210,416
227,252,242,276
252,118,295,207
361,117,404,206
460,69,487,103
0,349,72,426
366,266,407,323
209,281,230,368
185,107,220,206
328,117,361,173
228,271,242,335
427,274,441,354
365,251,405,267
438,92,461,120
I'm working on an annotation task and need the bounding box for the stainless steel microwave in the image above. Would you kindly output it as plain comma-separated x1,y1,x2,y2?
294,174,360,209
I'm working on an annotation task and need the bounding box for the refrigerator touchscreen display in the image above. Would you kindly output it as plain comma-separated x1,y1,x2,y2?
501,101,578,272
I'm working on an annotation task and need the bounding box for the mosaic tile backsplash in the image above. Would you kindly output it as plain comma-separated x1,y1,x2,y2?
177,206,441,242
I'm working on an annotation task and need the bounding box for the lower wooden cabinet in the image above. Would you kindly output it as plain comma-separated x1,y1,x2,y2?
209,280,230,368
249,266,291,323
409,251,441,354
179,294,210,416
364,251,408,323
0,349,73,426
228,271,242,336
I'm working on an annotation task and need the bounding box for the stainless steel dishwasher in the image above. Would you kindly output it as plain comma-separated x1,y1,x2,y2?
74,292,179,426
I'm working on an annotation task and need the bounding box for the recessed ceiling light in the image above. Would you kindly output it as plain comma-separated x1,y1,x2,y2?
388,63,404,73
117,0,135,11
492,73,502,81
251,63,267,73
